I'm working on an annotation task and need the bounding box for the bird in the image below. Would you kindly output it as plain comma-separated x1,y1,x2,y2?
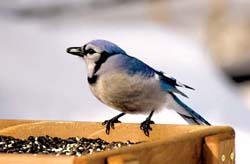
67,39,211,136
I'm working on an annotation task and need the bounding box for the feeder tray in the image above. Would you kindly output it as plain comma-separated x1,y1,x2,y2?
0,119,235,164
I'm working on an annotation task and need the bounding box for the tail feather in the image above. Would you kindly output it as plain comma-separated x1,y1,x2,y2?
177,112,202,125
169,93,211,125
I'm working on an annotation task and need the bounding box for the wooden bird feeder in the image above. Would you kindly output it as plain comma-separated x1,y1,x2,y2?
0,119,235,164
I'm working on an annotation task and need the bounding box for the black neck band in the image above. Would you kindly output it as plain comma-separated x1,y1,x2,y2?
93,52,109,75
88,52,110,85
88,75,98,85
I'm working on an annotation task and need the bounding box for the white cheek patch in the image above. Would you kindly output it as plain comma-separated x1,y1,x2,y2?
87,62,96,78
88,53,101,61
85,58,96,78
85,53,101,78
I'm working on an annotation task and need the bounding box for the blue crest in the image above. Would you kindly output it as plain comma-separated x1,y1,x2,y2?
88,40,126,55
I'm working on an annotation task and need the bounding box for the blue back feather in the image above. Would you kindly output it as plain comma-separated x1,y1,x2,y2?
119,55,155,77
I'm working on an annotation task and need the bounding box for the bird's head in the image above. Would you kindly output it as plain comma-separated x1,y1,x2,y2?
67,39,126,64
67,39,126,80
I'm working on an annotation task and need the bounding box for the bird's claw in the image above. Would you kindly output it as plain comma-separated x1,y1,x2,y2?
140,120,155,137
102,117,122,135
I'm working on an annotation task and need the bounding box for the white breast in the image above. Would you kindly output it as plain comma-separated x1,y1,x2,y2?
90,72,167,114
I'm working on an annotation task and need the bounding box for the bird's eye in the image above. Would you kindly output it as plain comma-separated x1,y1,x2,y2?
88,49,96,55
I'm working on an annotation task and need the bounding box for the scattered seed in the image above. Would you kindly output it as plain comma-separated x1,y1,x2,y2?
0,135,142,156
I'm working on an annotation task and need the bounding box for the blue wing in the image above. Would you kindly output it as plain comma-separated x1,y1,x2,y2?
118,54,193,98
155,71,194,98
118,54,155,78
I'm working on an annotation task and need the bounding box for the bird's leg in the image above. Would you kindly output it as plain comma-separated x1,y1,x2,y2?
140,110,155,136
102,113,126,135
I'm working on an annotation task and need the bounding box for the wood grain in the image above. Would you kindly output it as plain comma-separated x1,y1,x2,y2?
203,132,235,164
107,154,139,164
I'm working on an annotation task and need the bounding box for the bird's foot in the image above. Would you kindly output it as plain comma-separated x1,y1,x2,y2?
140,119,155,137
140,110,155,137
102,113,125,135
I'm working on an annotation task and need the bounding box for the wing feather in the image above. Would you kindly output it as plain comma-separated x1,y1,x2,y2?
114,54,193,98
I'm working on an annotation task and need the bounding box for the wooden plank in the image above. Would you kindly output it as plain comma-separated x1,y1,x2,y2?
0,154,75,164
0,120,234,142
107,154,139,164
203,132,235,164
125,137,202,164
73,130,205,164
0,120,36,130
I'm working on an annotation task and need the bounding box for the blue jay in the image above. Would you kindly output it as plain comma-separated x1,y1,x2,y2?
67,39,211,136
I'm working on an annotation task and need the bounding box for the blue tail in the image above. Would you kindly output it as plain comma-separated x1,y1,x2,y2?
170,93,211,125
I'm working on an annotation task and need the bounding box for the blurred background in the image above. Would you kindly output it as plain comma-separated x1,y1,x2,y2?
0,0,250,162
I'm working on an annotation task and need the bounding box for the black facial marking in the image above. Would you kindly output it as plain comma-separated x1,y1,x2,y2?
82,45,87,55
87,48,96,55
83,44,96,55
88,75,98,85
93,51,109,75
87,51,111,85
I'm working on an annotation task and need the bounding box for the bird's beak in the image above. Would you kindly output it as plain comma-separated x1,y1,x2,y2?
66,47,84,57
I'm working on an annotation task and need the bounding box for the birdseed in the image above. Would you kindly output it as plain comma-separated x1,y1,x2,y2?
0,135,141,156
